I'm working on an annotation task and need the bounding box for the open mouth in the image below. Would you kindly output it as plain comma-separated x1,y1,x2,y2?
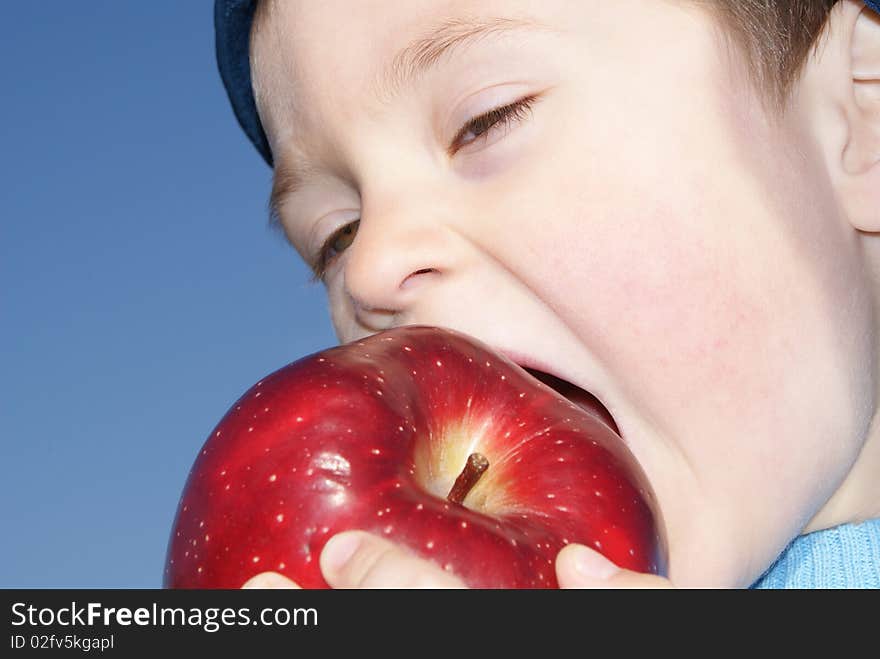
521,367,620,436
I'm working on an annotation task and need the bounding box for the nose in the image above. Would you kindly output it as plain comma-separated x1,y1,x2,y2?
341,192,460,330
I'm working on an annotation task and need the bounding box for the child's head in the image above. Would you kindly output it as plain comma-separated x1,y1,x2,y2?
230,0,880,586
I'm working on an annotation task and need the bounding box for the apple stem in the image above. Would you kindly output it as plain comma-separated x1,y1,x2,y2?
447,453,489,505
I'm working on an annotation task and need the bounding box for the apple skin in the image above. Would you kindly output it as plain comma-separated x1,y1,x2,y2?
164,325,666,588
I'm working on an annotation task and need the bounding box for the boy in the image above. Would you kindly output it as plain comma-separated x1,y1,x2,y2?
214,0,880,588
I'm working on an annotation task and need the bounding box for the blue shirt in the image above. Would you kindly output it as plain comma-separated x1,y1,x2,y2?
750,518,880,588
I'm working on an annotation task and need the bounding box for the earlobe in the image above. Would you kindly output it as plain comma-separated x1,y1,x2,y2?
839,4,880,231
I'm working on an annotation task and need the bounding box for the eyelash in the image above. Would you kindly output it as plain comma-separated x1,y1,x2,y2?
309,94,540,283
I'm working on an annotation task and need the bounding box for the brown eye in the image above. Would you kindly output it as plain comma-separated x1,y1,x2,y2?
313,220,360,281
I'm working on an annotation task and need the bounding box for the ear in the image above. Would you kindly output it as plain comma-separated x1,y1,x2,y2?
806,1,880,232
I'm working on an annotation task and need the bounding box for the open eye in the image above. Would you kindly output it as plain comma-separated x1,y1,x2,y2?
311,220,360,282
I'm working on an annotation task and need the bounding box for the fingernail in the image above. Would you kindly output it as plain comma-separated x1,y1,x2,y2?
572,546,620,580
241,572,296,589
322,532,362,574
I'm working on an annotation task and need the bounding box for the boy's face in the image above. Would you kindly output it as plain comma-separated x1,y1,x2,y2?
251,0,877,586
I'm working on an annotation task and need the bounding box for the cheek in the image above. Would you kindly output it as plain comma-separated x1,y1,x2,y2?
516,140,873,517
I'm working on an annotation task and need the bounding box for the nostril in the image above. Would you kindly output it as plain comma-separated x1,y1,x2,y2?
401,267,438,288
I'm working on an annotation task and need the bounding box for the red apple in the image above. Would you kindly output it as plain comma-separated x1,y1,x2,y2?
164,325,666,588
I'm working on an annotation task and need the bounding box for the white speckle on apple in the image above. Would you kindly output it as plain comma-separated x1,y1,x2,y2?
204,534,210,542
460,521,468,529
278,562,286,570
435,360,443,367
219,469,227,477
594,541,602,549
377,509,384,517
184,551,190,558
306,469,314,476
252,556,260,563
346,428,353,434
371,448,381,455
248,427,253,433
197,566,203,574
191,538,198,546
519,392,525,398
500,375,506,381
176,531,180,537
594,490,602,497
377,376,385,383
199,520,204,528
546,493,556,499
629,548,635,556
215,431,221,437
557,457,566,463
268,474,277,483
554,440,564,445
375,390,383,396
255,392,261,398
403,346,412,352
318,358,325,362
466,395,472,409
562,538,569,545
556,506,570,512
444,563,453,572
398,426,404,432
426,540,435,549
415,504,424,511
509,539,518,547
264,407,270,413
383,525,393,534
296,416,303,423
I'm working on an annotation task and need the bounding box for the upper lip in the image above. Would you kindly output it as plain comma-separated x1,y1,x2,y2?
491,345,620,433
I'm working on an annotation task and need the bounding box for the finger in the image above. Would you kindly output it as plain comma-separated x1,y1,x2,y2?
556,544,673,589
320,530,466,588
241,571,301,589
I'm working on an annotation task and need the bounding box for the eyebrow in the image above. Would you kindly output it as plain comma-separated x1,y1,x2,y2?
267,15,554,228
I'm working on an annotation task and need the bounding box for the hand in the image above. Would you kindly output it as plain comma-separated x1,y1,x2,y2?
555,543,674,588
241,532,674,589
241,530,465,589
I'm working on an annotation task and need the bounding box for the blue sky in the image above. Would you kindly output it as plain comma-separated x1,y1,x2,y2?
1,1,337,587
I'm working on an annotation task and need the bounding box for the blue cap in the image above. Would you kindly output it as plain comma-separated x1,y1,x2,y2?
215,0,272,166
215,0,880,169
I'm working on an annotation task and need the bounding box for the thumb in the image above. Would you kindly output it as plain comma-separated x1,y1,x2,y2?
556,544,673,589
